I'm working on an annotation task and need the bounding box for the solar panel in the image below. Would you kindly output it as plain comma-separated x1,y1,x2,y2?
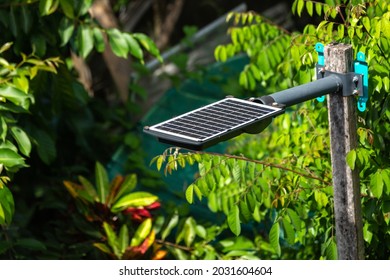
144,97,284,150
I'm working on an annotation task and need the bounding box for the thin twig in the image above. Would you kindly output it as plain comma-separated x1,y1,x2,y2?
155,239,192,252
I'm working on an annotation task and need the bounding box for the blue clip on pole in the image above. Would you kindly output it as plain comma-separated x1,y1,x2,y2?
315,43,326,102
354,52,368,112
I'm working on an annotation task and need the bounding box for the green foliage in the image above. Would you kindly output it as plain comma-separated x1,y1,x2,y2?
154,0,390,259
0,0,163,227
60,162,271,260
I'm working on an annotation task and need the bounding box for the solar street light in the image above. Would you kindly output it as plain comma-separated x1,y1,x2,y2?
144,97,284,150
144,74,352,150
144,45,367,150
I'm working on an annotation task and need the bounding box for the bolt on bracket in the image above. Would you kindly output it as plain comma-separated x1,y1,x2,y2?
315,42,369,112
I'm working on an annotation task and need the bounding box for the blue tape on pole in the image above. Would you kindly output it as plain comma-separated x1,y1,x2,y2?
354,52,368,112
315,43,325,102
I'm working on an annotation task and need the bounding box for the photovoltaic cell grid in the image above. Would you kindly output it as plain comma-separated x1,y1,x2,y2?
144,98,283,149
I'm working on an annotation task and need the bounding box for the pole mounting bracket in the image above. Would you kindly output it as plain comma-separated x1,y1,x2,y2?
315,42,369,112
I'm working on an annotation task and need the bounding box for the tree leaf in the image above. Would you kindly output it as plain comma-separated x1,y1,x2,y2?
0,42,13,54
0,186,14,225
0,148,26,169
107,28,129,58
75,0,93,16
103,222,120,257
77,175,98,201
185,184,194,204
269,222,281,256
15,238,47,251
9,7,18,37
282,217,295,245
286,208,301,231
370,170,384,198
130,218,152,247
0,117,7,142
306,1,313,17
177,217,196,247
93,243,112,255
123,33,143,62
314,190,329,209
21,5,32,34
113,173,137,202
118,224,129,254
297,0,305,17
111,192,158,212
95,162,109,203
59,17,74,46
315,3,322,16
93,27,105,53
161,211,179,240
346,149,357,170
33,129,56,165
59,0,74,18
10,126,31,157
78,25,94,58
0,85,32,110
227,204,241,236
325,238,338,260
133,33,162,62
382,169,390,195
39,0,55,16
195,225,207,239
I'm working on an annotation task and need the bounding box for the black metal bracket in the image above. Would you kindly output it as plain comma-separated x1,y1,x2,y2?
316,64,364,98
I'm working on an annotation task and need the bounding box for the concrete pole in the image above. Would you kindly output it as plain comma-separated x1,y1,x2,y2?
325,43,364,259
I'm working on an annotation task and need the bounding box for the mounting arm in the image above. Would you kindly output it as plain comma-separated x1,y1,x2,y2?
256,75,343,107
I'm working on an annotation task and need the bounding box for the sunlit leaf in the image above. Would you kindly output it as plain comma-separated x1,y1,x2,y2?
161,211,179,240
286,208,301,231
227,204,241,236
382,169,390,195
0,148,26,169
123,33,143,62
314,190,329,209
103,222,120,257
130,218,152,247
113,174,137,202
118,224,129,254
297,0,305,17
59,0,74,18
0,86,32,110
346,149,357,170
370,170,384,198
325,238,338,260
78,25,94,58
0,42,13,54
111,192,158,212
10,126,31,157
315,3,322,16
0,186,14,225
269,222,281,256
306,1,313,16
185,184,194,204
93,28,105,53
133,33,162,62
282,217,295,245
95,162,109,203
77,175,98,201
195,225,207,239
107,28,129,58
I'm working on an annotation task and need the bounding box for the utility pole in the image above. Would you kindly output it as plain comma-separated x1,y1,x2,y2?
325,43,364,259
